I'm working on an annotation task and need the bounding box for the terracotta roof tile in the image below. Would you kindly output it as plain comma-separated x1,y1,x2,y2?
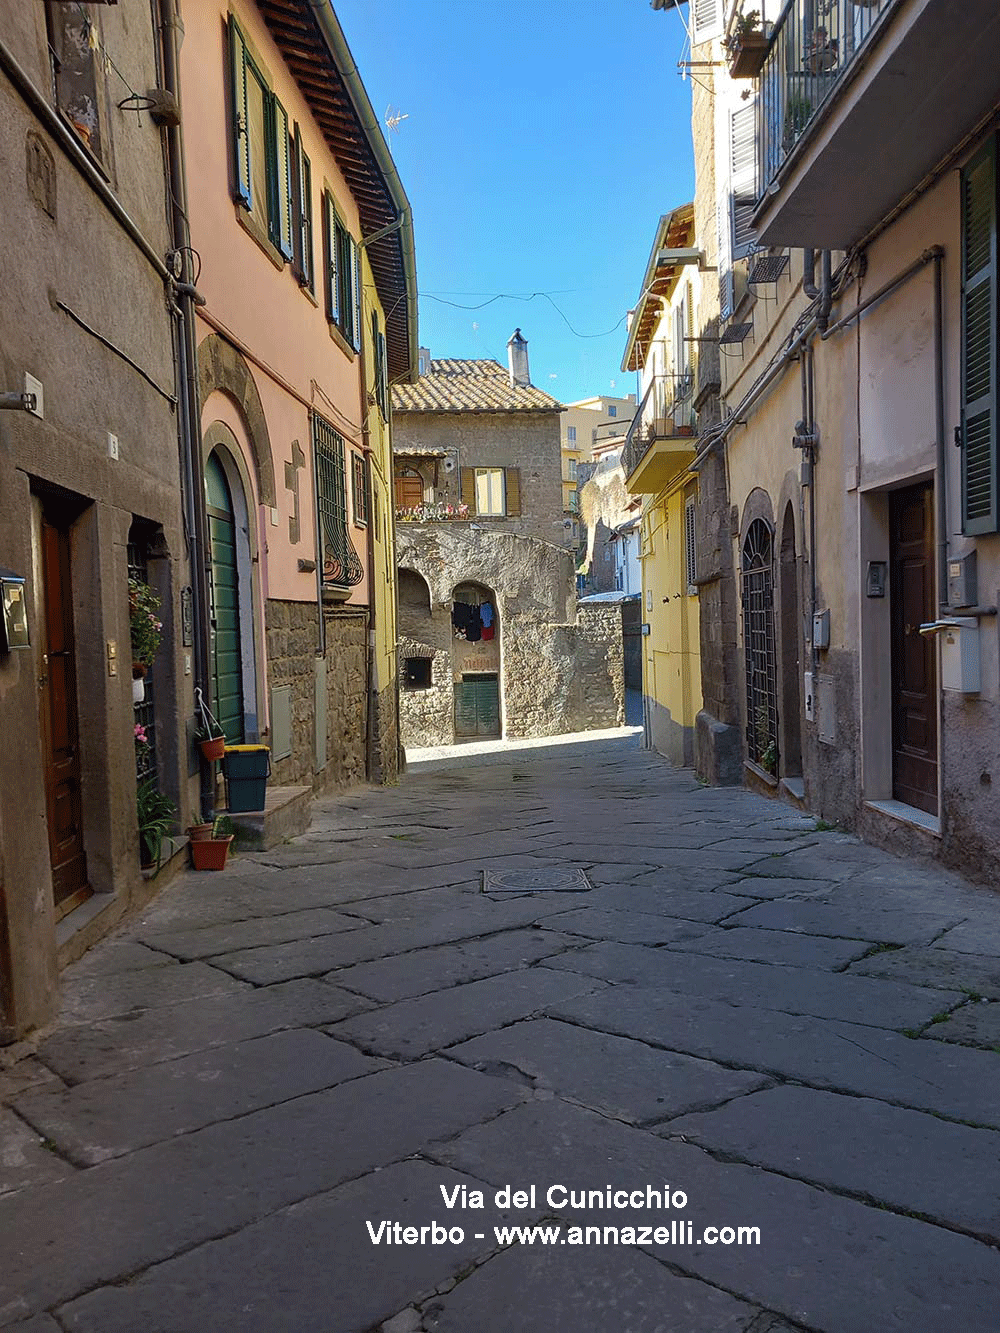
392,359,562,413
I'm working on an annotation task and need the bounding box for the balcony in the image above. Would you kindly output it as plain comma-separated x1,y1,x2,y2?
754,0,1000,249
396,501,470,523
622,375,697,495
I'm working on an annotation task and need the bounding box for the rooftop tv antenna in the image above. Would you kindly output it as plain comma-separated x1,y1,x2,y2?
385,106,409,134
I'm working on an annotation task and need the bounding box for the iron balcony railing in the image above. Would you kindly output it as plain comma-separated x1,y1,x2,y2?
758,0,895,190
622,373,696,479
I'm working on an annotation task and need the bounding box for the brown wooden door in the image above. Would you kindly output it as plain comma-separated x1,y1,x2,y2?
395,471,424,510
890,483,938,815
39,513,90,917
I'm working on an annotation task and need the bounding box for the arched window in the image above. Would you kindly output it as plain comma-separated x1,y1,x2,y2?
742,518,777,773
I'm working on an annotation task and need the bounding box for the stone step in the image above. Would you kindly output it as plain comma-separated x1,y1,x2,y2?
223,785,312,852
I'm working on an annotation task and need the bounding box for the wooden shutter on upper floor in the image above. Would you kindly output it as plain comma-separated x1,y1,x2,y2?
504,468,521,517
460,467,477,514
730,103,757,260
351,237,362,351
228,16,251,207
293,126,313,290
270,96,293,260
691,0,722,45
323,192,340,326
961,137,999,534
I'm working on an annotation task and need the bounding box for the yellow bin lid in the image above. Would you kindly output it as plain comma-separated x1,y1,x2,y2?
223,744,270,752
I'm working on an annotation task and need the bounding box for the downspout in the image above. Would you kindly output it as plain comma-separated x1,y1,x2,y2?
933,250,948,613
803,249,819,299
817,251,834,334
356,331,378,782
158,0,214,821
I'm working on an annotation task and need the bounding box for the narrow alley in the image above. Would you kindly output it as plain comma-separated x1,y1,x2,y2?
3,732,1000,1332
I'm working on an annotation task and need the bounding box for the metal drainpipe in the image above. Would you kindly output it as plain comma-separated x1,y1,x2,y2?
803,249,819,299
817,251,834,333
357,332,379,783
158,0,215,820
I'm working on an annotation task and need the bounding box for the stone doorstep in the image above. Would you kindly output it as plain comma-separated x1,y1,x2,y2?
223,785,312,852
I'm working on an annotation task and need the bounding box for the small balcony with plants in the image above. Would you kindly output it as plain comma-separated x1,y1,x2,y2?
622,373,697,494
725,8,771,80
754,0,1000,249
396,499,470,524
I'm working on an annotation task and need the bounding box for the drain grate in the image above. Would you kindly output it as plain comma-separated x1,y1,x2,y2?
483,867,592,893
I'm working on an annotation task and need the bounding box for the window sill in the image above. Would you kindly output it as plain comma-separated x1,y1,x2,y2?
744,759,779,788
235,203,286,272
297,279,318,308
328,321,357,360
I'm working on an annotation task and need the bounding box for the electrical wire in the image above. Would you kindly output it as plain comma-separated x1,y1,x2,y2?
421,290,629,340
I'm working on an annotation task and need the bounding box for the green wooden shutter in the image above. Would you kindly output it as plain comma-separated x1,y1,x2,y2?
228,17,251,207
324,193,340,325
295,133,313,290
351,235,361,350
460,467,477,514
267,96,293,259
377,329,388,410
504,467,521,516
961,138,998,534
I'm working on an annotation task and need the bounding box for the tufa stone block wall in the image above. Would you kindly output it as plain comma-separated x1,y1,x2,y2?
323,607,368,789
393,411,565,547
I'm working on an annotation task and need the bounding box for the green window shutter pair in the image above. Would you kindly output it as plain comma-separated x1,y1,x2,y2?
292,127,313,291
372,310,388,415
961,137,999,534
322,192,360,348
323,192,340,325
228,16,292,260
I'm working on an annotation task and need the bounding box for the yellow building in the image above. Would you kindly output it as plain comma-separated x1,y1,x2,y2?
621,205,702,766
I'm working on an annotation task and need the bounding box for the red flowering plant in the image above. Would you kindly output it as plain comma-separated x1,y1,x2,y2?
128,578,163,679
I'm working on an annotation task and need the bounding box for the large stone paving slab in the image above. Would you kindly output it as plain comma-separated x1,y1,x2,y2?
421,1245,759,1333
57,959,249,1024
726,898,962,945
924,1000,1000,1049
333,928,579,1003
138,905,371,960
546,942,962,1028
0,1061,524,1324
540,907,711,946
666,926,872,970
932,917,1000,958
667,1085,1000,1241
36,979,371,1083
849,944,1000,996
582,885,756,922
548,987,1000,1127
434,1098,1000,1333
0,1108,72,1196
12,1030,383,1165
448,1018,770,1124
58,1161,499,1333
328,968,608,1060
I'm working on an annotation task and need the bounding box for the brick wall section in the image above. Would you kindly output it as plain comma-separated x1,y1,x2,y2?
265,600,368,791
393,411,565,547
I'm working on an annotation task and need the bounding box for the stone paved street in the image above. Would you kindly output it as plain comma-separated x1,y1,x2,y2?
4,732,1000,1331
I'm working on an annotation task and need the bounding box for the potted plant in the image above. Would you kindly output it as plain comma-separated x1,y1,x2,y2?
186,819,215,842
195,718,226,762
726,10,769,79
190,814,235,871
136,780,177,870
129,577,163,698
783,94,813,150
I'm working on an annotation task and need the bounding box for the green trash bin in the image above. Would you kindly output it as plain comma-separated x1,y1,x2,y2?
223,744,271,813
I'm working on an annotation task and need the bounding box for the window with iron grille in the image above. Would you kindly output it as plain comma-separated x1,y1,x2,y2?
128,531,158,790
684,495,697,593
741,518,778,773
313,414,364,588
352,452,368,526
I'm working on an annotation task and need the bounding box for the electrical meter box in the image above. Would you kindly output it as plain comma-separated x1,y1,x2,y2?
940,618,980,694
948,551,977,609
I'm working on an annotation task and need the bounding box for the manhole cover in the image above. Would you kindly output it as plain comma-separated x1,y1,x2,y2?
483,867,592,893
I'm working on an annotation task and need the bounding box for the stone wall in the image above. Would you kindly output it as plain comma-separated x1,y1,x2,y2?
396,525,623,746
370,678,400,786
264,600,367,792
393,410,564,547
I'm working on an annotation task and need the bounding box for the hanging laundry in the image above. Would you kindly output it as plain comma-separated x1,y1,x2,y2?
466,605,482,642
482,625,495,641
480,603,494,628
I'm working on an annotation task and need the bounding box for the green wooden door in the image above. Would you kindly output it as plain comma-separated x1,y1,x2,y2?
205,452,245,744
454,675,500,738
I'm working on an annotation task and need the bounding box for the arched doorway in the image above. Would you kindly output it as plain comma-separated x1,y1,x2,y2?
742,518,777,774
452,581,500,739
205,449,255,743
778,503,803,778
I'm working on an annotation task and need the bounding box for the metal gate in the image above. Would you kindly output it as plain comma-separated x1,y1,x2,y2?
742,518,778,773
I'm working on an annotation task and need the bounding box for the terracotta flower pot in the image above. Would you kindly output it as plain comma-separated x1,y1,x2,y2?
186,823,214,842
190,835,233,871
198,736,226,762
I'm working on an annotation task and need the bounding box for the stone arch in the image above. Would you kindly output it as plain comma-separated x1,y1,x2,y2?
398,566,432,615
197,332,276,506
740,486,775,546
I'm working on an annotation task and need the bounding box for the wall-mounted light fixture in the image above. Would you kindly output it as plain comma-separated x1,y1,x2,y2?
0,569,30,652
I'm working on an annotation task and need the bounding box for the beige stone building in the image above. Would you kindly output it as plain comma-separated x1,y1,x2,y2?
392,335,624,746
655,0,1000,879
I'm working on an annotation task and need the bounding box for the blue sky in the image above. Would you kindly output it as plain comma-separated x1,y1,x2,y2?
334,0,694,405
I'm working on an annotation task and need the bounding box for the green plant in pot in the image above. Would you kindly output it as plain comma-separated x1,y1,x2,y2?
137,780,177,869
128,578,163,679
190,814,236,871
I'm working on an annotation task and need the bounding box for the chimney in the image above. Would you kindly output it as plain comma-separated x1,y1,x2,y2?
507,328,530,388
417,346,431,377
